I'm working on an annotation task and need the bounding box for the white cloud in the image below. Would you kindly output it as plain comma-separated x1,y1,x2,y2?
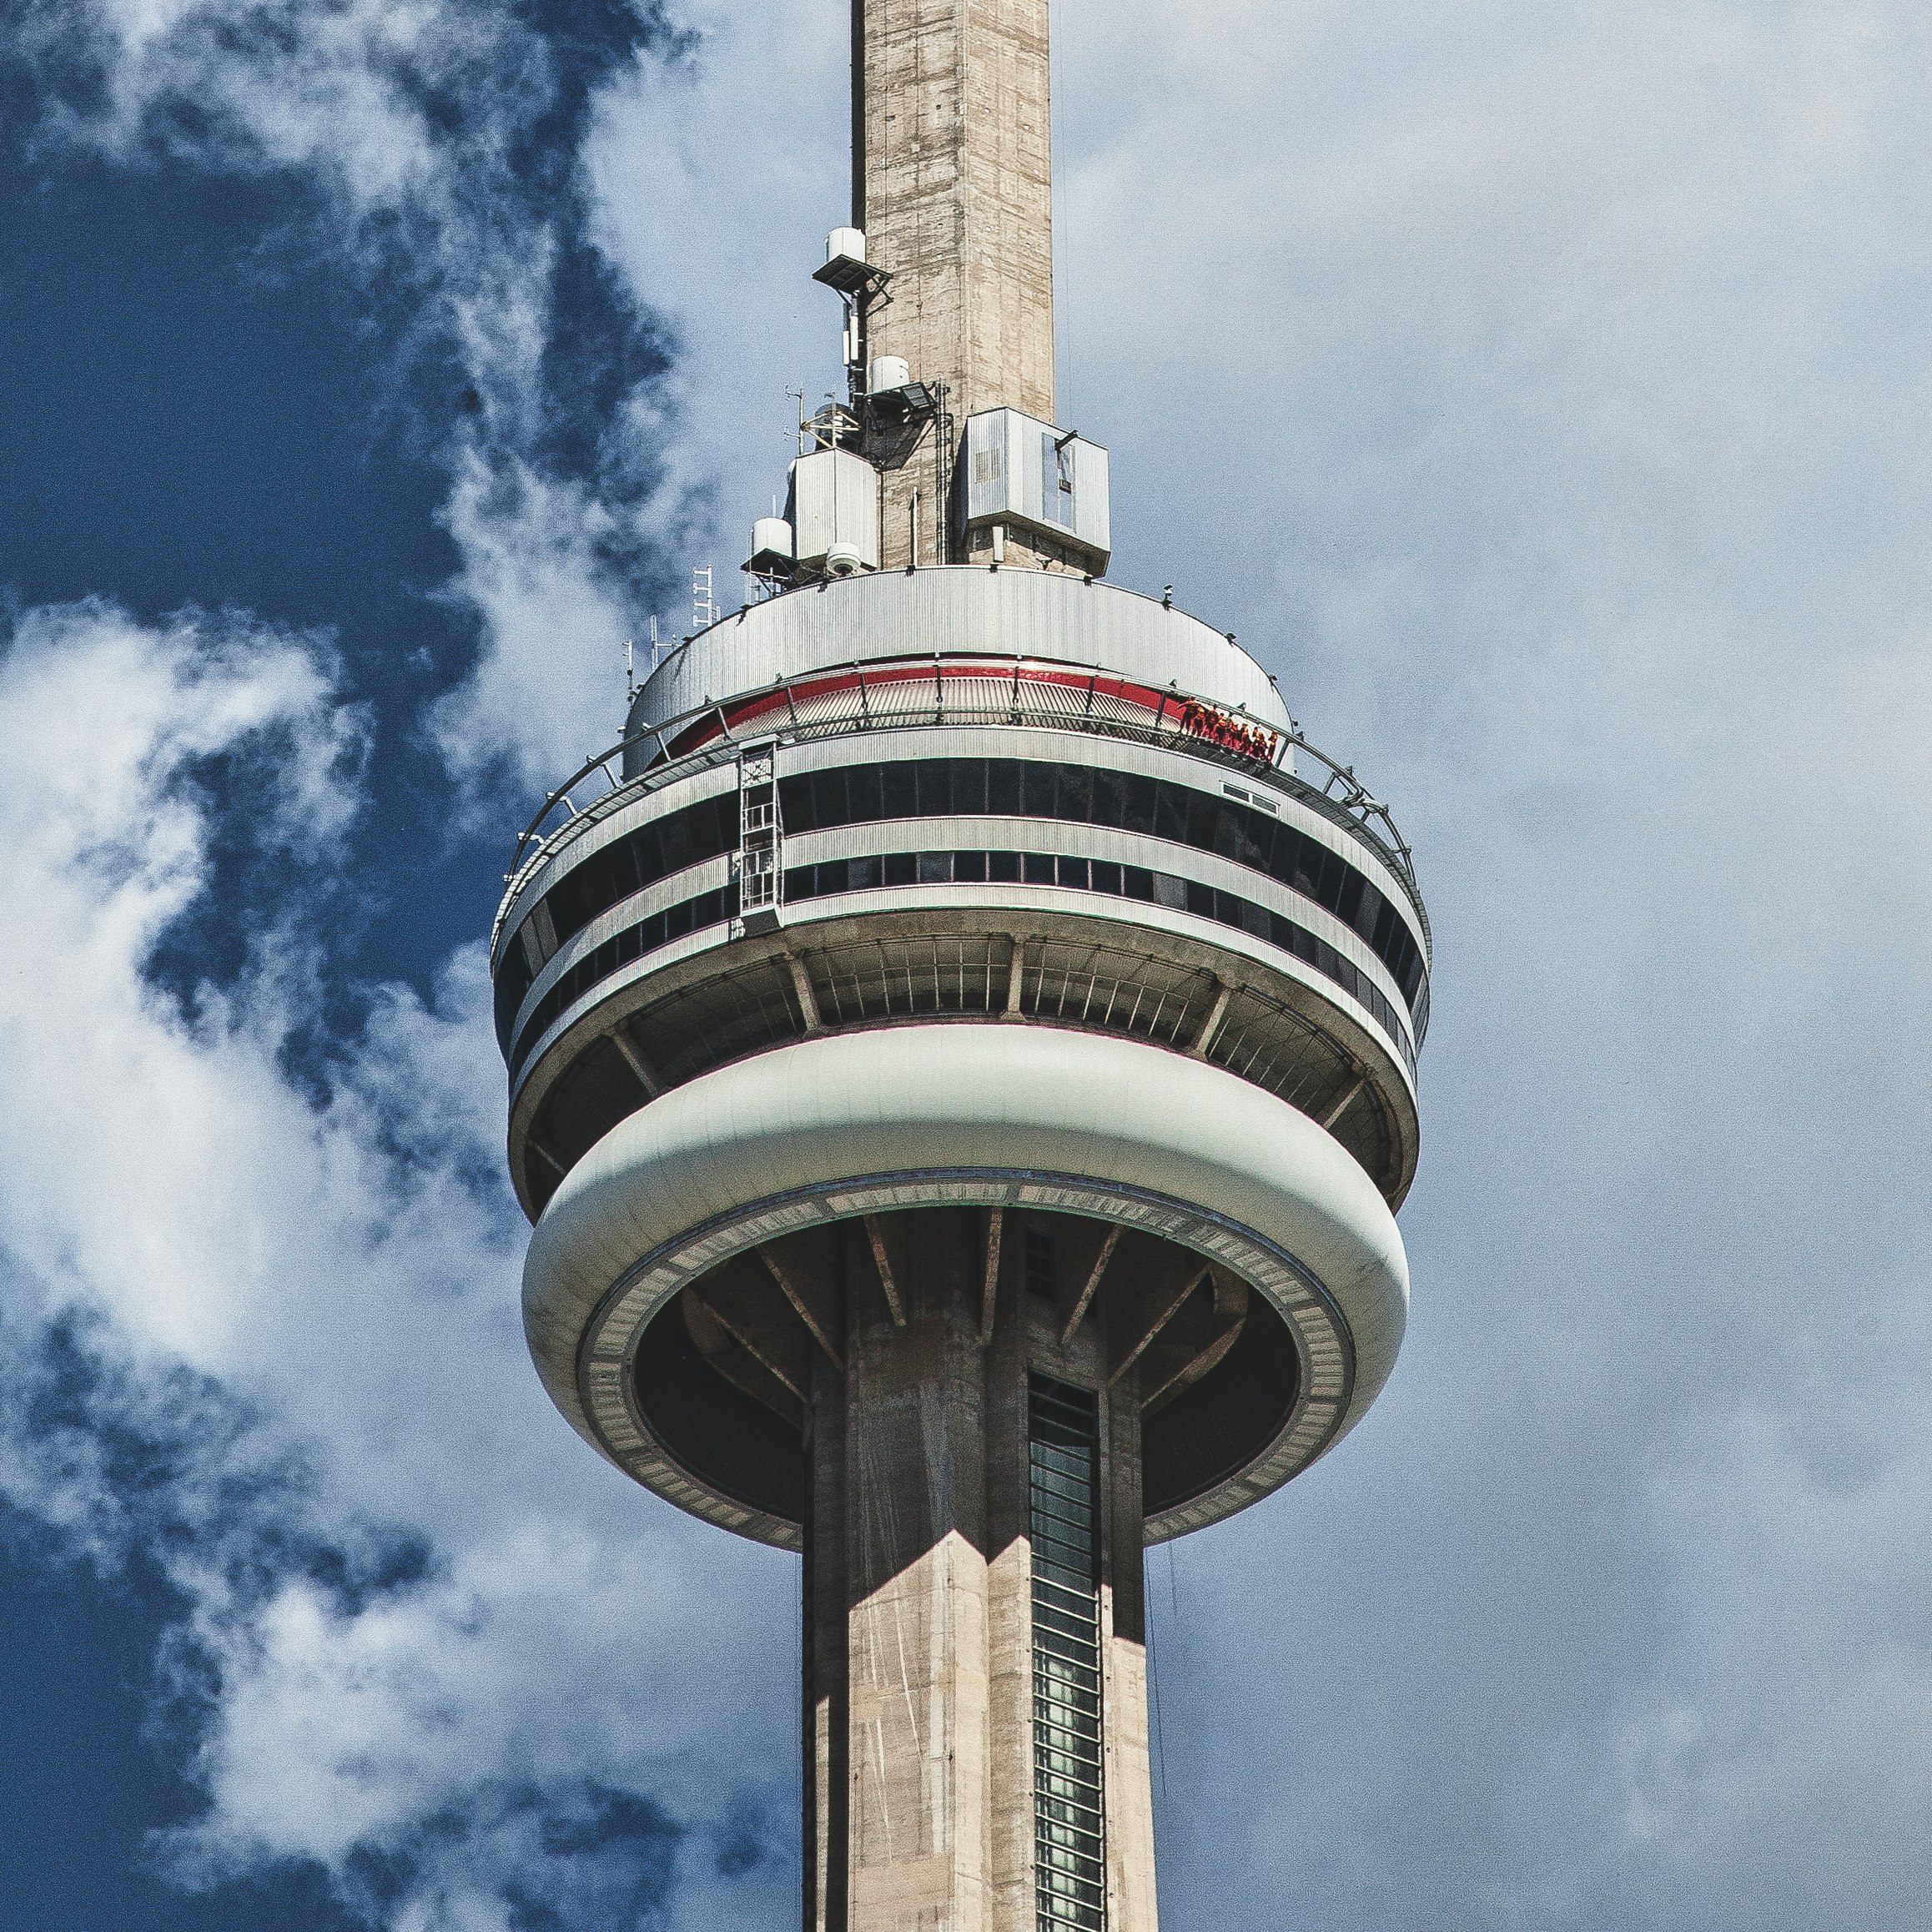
580,0,848,569
18,0,673,787
429,451,639,789
1011,3,1932,1923
0,601,796,1925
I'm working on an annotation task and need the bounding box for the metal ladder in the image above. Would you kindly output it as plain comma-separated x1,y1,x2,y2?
737,742,782,934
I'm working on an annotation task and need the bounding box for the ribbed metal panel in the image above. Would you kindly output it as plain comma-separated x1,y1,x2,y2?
626,569,1291,739
1030,1375,1106,1932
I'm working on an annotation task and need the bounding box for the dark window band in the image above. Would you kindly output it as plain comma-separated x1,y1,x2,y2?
775,756,1426,1020
508,882,735,1083
782,848,1416,1071
504,840,1415,1087
495,788,738,1053
497,755,1428,1063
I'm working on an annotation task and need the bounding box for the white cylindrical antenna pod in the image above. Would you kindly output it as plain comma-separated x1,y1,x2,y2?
827,227,867,265
745,516,794,576
868,355,912,395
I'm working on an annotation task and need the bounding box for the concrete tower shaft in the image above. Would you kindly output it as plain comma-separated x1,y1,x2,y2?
854,0,1056,428
851,0,1059,570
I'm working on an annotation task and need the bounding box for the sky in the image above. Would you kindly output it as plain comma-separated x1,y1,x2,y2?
0,1,1928,1928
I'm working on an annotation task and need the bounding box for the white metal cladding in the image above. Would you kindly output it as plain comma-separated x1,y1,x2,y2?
499,918,1417,1238
494,739,1426,1094
963,408,1111,558
497,773,1421,1098
704,664,1170,742
509,918,738,1109
495,761,739,971
505,919,1417,1239
627,569,1285,737
787,447,879,571
500,722,1427,993
503,865,1415,1115
521,1024,1408,1547
511,854,736,1049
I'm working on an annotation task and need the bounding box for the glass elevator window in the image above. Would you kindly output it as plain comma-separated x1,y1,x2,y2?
1030,1374,1106,1931
1026,1229,1057,1301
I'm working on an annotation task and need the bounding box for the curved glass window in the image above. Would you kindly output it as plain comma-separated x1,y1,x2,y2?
496,755,1429,1074
782,848,1416,1073
507,882,735,1082
777,756,1427,1021
494,789,737,1053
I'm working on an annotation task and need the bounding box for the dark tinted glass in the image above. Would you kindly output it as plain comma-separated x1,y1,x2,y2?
658,815,693,873
780,774,812,829
1018,762,1056,817
501,748,1429,1069
883,762,918,818
1090,767,1126,828
953,758,989,812
989,757,1022,815
914,761,949,814
512,839,1416,1081
848,766,883,821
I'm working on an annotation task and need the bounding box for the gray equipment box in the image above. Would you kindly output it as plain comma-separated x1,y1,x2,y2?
961,409,1110,568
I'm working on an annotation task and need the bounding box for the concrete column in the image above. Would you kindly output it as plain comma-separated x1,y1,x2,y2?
804,1336,850,1932
802,1207,1158,1929
984,1215,1036,1932
855,0,1057,566
846,1209,992,1929
1100,1369,1157,1931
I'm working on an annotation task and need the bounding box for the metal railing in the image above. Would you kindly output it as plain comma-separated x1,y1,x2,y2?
492,655,1426,956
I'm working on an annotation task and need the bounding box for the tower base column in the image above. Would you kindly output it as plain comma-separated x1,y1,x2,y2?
802,1207,1159,1930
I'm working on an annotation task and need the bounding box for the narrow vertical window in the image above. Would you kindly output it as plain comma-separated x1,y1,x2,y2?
1029,1374,1105,1930
1025,1228,1058,1301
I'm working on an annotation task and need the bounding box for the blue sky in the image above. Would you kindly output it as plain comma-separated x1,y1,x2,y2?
2,2,1930,1929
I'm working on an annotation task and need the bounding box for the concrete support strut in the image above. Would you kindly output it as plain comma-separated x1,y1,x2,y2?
802,1210,1157,1931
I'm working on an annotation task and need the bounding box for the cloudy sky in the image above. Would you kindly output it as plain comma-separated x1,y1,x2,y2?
2,0,1928,1927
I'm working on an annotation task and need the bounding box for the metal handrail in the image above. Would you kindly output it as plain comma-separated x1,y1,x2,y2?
491,657,1428,957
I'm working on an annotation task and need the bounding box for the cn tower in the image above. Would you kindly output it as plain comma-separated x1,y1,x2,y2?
490,2,1430,1924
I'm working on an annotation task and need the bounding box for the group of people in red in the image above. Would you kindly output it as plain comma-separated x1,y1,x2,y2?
1174,698,1279,765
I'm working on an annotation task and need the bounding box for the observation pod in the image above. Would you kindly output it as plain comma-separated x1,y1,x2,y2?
492,567,1430,1930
